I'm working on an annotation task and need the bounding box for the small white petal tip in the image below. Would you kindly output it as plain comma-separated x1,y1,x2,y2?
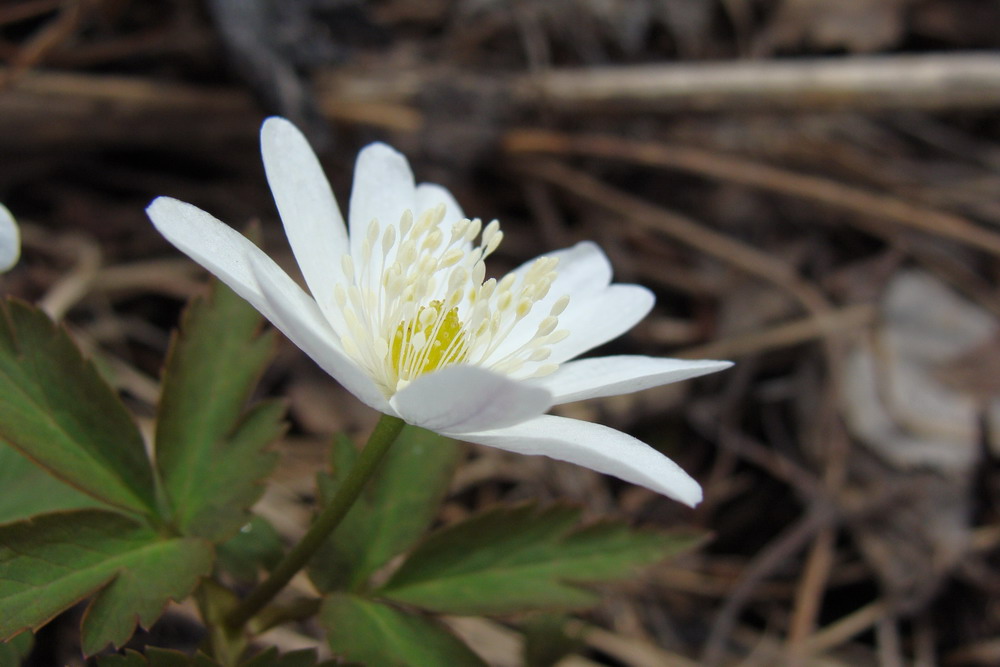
0,203,21,272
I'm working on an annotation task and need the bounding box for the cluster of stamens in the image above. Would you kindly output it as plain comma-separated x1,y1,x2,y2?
333,203,570,396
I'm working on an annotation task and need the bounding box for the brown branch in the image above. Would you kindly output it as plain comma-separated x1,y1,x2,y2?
786,528,837,665
511,159,830,312
510,159,847,392
0,67,256,149
504,129,1000,258
8,53,1000,150
801,600,890,657
678,304,874,361
700,506,835,666
0,0,61,26
317,53,1000,113
0,0,86,88
511,53,1000,113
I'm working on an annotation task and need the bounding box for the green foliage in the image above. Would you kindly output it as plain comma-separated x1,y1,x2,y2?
0,510,212,656
0,288,699,665
0,632,33,667
378,504,696,615
241,647,337,667
216,515,284,585
96,648,221,667
522,614,583,667
0,442,100,523
96,650,149,667
102,646,339,667
321,593,485,667
310,427,460,592
154,280,282,541
0,299,157,516
0,285,289,657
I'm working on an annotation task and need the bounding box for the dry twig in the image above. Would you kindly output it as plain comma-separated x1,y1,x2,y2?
318,53,1000,113
504,129,1000,259
0,0,88,88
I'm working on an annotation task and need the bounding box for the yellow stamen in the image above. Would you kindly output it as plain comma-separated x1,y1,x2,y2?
335,206,568,397
391,300,470,383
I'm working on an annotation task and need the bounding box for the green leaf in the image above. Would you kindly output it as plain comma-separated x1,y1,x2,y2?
522,614,583,667
215,515,283,584
0,509,213,656
379,504,697,615
310,427,460,592
155,280,282,541
146,647,210,667
321,593,484,667
97,648,221,667
0,441,101,523
96,650,149,667
0,299,157,516
0,631,33,666
240,647,336,667
192,654,223,667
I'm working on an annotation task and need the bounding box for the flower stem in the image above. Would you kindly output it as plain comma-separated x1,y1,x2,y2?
225,413,406,631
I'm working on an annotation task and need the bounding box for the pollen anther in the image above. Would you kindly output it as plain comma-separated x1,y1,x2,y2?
335,205,569,396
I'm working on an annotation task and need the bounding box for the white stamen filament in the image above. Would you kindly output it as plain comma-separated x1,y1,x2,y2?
333,207,569,396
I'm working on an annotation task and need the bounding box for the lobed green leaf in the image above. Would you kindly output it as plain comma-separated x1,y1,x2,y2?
215,515,284,585
522,613,583,667
0,299,157,516
310,427,460,592
0,631,33,666
0,510,213,655
321,593,484,667
0,442,101,523
95,650,150,667
240,647,337,667
379,504,698,615
154,280,282,541
96,647,221,667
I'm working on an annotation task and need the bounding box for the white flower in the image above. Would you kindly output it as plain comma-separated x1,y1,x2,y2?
0,203,20,272
147,118,731,506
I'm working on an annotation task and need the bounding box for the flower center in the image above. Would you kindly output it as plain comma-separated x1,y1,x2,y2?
334,204,571,397
390,300,469,382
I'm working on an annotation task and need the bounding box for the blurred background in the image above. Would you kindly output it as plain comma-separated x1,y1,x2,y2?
3,0,1000,665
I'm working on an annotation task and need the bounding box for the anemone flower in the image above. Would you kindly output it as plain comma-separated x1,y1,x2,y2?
0,203,20,272
147,118,731,506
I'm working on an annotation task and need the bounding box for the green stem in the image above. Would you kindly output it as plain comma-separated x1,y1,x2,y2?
196,579,245,666
225,413,406,631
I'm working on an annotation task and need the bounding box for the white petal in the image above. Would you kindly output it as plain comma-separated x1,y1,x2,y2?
415,183,465,225
147,197,286,314
261,117,349,315
459,415,703,506
545,284,655,365
535,355,733,404
391,365,552,433
248,254,391,414
348,143,416,263
147,197,388,411
512,240,612,296
496,241,615,357
415,182,469,253
0,203,20,272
